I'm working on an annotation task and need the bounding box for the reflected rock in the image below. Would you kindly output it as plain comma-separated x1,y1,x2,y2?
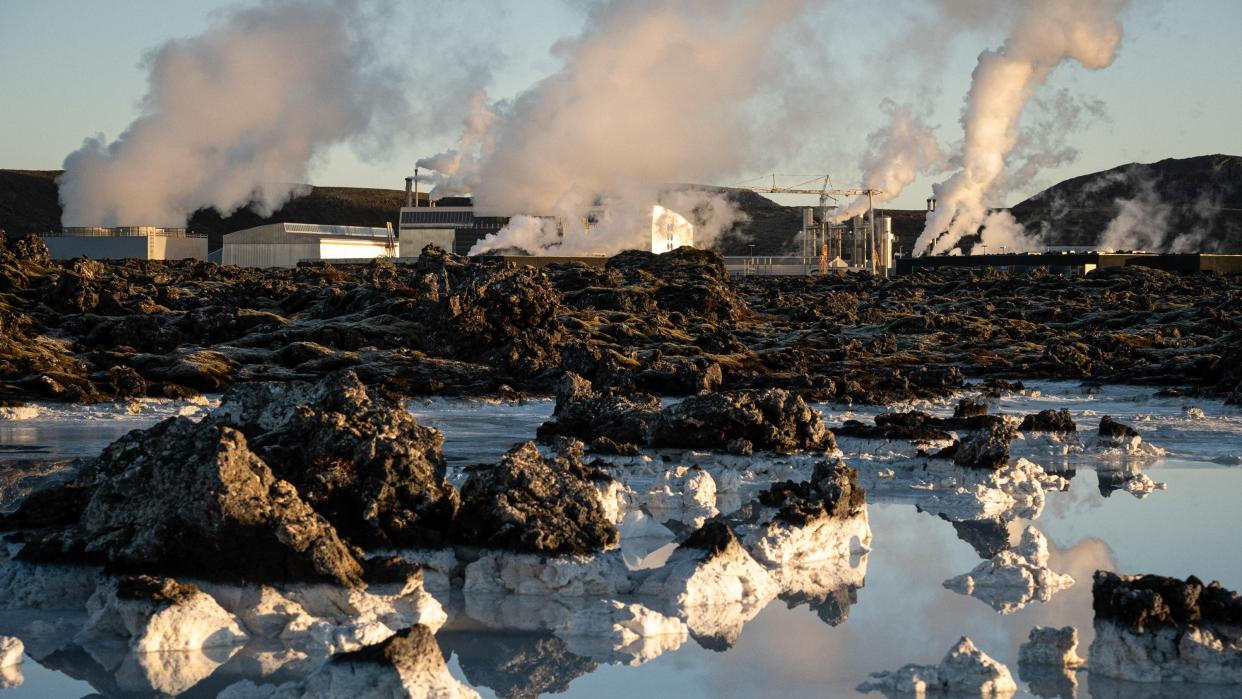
0,635,22,677
554,600,688,666
780,584,860,627
1089,571,1242,684
1019,626,1085,699
859,636,1017,697
199,571,446,655
463,550,633,596
1088,675,1242,699
944,526,1074,614
111,644,241,696
948,518,1012,560
440,629,596,699
635,522,778,648
220,625,479,698
0,547,102,609
1095,466,1166,499
0,663,19,689
876,457,1066,522
78,575,248,652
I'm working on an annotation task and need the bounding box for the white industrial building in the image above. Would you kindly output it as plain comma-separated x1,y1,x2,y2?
220,223,417,268
41,227,207,261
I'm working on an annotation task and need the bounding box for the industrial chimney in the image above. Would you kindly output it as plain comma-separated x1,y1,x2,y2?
404,176,414,208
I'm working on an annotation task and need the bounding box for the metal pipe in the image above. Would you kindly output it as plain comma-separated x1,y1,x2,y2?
867,191,877,274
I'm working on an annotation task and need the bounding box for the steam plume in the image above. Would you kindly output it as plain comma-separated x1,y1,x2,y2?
832,100,945,223
914,0,1129,256
425,0,818,255
59,0,404,227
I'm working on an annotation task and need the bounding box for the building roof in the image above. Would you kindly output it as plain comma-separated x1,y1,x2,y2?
224,222,390,243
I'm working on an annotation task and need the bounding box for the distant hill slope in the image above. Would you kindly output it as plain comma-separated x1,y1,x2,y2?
6,155,1239,256
1009,154,1242,251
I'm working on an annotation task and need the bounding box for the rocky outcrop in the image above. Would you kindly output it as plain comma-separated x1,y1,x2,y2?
943,422,1017,470
649,389,834,454
6,416,365,587
1019,408,1077,433
213,371,460,548
858,636,1018,697
454,442,619,555
1090,571,1242,684
943,526,1074,613
536,371,660,449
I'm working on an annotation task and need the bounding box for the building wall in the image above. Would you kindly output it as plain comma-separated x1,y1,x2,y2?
43,236,150,260
318,239,389,260
398,228,454,257
222,242,319,268
147,236,208,261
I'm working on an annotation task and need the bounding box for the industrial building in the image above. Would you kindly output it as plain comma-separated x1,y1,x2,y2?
40,227,207,261
894,252,1242,276
220,223,401,268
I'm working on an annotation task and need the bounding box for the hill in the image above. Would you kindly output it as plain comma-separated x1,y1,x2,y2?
1009,154,1242,251
6,155,1239,256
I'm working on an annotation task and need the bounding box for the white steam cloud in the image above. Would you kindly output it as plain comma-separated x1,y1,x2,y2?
914,0,1129,256
426,0,817,255
832,100,946,223
59,0,405,227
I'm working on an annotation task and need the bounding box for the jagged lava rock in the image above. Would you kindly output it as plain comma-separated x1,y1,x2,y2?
946,422,1017,470
79,575,249,652
214,371,459,547
858,636,1018,697
8,417,365,587
455,442,619,555
1090,571,1242,684
536,371,660,447
1019,408,1077,433
650,389,834,454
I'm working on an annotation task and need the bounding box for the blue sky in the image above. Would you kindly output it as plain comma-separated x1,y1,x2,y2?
1,0,1239,210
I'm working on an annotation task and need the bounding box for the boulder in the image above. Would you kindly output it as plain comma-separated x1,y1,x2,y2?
1019,408,1077,433
0,636,21,668
10,417,365,587
650,389,834,454
536,371,660,447
1090,571,1242,684
1018,626,1085,668
215,371,460,548
948,422,1017,470
454,442,619,555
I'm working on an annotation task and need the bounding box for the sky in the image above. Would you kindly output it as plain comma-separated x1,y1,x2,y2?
1,0,1240,211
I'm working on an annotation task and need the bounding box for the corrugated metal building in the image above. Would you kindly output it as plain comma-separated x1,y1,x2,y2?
41,227,208,261
221,223,401,268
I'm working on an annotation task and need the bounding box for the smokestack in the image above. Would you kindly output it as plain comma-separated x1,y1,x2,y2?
404,177,414,208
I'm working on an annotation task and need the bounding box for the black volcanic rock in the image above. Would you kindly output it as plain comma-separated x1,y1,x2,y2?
1093,570,1242,632
536,371,660,447
1019,408,1077,433
214,370,460,548
1098,415,1141,440
650,389,834,454
755,459,866,526
8,416,364,587
948,422,1017,470
454,442,618,555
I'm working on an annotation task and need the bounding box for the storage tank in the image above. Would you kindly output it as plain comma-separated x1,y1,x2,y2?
877,216,893,274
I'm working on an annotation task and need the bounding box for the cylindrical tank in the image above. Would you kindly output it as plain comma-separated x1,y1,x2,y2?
803,207,815,228
877,216,893,273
